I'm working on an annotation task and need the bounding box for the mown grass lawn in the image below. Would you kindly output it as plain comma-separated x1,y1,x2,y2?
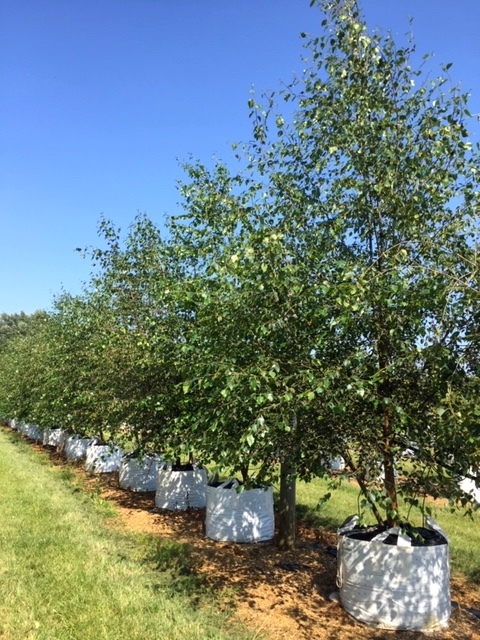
0,429,253,640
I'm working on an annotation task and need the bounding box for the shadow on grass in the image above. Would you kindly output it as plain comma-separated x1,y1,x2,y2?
141,537,212,601
295,502,347,531
463,565,480,585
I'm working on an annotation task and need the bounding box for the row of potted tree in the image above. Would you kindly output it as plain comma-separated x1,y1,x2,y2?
5,418,275,543
1,0,480,631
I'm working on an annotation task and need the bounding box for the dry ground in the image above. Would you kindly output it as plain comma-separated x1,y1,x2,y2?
28,441,480,640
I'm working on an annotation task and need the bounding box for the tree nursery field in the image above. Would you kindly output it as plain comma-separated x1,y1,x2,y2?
2,426,480,640
2,0,480,636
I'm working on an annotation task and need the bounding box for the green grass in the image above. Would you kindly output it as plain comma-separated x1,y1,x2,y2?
0,430,254,640
3,424,479,640
295,475,480,582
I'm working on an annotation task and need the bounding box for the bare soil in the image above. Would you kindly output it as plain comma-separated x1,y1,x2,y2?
31,442,480,640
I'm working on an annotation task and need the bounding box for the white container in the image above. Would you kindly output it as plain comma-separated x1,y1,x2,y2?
459,471,480,503
85,442,123,473
155,464,207,510
330,456,345,471
206,480,274,543
26,423,43,442
119,453,163,492
42,428,63,447
65,435,97,460
23,423,33,439
19,422,29,436
337,515,450,631
56,430,70,453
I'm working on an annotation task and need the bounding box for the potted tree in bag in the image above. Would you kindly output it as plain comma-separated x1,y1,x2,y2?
243,0,480,630
119,450,163,492
85,440,124,474
155,455,207,510
205,469,274,544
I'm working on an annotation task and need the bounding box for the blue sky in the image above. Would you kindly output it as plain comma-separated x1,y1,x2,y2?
2,0,480,315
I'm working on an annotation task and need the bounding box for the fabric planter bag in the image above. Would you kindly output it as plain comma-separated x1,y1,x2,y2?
205,480,274,543
336,515,450,631
459,471,480,504
85,442,123,473
18,422,28,436
65,435,97,461
25,423,43,442
119,453,163,492
42,428,64,448
330,456,345,471
155,464,207,510
23,423,33,439
56,430,70,453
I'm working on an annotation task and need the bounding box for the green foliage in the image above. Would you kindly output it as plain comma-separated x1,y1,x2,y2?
0,311,52,423
0,311,37,352
296,474,480,581
1,0,480,528
170,0,480,522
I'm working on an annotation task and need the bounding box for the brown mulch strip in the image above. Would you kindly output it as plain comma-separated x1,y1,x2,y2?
18,437,480,640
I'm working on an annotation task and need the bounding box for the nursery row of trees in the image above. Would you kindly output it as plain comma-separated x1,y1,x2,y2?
2,0,480,545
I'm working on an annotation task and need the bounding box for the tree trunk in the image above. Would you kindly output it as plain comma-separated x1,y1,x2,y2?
382,408,398,527
277,457,296,550
378,330,398,527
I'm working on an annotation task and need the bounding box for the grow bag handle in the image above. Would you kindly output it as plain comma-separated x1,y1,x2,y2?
372,517,448,546
339,515,448,546
425,516,449,543
371,526,412,547
338,514,360,535
338,516,411,547
217,479,239,490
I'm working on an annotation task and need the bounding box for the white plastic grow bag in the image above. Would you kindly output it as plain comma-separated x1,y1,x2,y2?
56,430,70,453
337,515,450,631
42,428,64,447
459,471,480,504
18,422,28,436
23,423,33,439
25,423,43,442
330,456,345,471
119,453,163,492
205,480,274,543
85,442,123,473
155,464,207,510
64,435,97,461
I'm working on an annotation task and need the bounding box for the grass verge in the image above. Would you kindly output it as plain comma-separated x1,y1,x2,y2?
0,429,253,640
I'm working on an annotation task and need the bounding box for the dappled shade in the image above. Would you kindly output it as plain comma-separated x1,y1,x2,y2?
337,516,450,630
84,442,123,473
119,453,163,492
64,434,98,460
205,481,274,543
155,465,207,510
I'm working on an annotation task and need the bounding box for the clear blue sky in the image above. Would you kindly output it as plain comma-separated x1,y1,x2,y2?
2,0,480,315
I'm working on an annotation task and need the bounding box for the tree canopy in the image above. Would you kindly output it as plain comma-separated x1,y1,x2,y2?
1,0,480,536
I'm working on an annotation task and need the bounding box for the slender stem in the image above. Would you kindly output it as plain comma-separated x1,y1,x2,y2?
343,450,384,525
